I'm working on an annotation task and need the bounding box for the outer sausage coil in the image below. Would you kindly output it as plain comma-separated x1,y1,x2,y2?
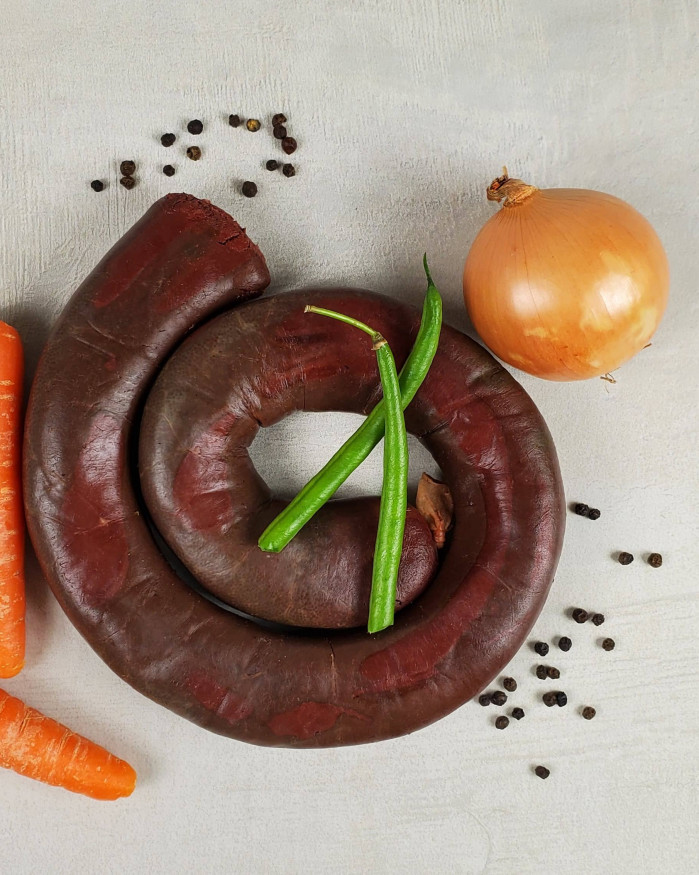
24,194,565,747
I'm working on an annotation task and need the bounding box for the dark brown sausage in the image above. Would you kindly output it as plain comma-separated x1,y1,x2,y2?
139,307,438,628
145,489,436,629
24,196,565,747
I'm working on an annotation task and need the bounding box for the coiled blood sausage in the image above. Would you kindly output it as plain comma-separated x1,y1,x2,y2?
24,194,565,747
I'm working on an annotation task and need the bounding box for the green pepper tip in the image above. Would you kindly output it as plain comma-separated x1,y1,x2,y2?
423,254,435,289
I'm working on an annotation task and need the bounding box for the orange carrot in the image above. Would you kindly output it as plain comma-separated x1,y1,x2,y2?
0,322,24,678
0,688,137,799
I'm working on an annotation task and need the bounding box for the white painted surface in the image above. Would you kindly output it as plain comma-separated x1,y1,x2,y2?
1,1,697,872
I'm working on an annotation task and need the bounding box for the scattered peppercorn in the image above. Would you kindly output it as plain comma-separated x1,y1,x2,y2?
495,716,509,730
187,119,203,135
282,163,295,177
272,113,287,126
588,508,601,520
547,667,560,680
186,146,201,161
511,707,525,720
618,551,634,565
591,613,605,626
246,118,261,132
572,608,589,623
602,638,615,651
162,165,176,177
273,124,287,139
558,636,572,652
478,694,491,706
265,159,279,171
555,691,567,707
582,706,596,720
90,180,104,192
543,692,557,707
241,181,258,198
573,503,589,516
490,691,507,706
229,114,241,127
119,176,135,189
503,677,517,692
282,136,297,154
161,133,176,147
536,665,548,680
648,553,663,568
120,160,136,176
535,765,550,779
534,641,549,657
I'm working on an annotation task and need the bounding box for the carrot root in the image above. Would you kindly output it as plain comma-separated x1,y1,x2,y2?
0,322,25,678
0,689,136,800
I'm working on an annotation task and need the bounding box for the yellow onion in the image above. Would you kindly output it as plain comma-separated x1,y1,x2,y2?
463,169,669,380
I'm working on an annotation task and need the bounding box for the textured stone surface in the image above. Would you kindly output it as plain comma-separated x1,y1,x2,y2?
0,0,696,872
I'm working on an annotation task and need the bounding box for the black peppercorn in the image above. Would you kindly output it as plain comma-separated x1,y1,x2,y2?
162,165,176,177
535,665,548,680
542,692,557,707
246,118,261,132
601,637,615,651
555,691,567,707
495,716,509,730
558,636,572,652
186,146,201,161
241,181,258,198
648,553,663,568
535,765,550,779
265,159,279,171
161,133,176,147
534,641,549,657
282,136,297,154
591,613,605,626
582,706,596,720
120,160,136,176
573,503,589,516
618,551,634,565
490,691,507,706
587,508,601,520
273,124,287,140
478,694,491,706
502,677,517,692
572,608,589,623
272,113,287,126
282,163,295,177
119,176,135,189
228,114,241,127
547,666,560,680
511,707,525,720
187,119,203,135
90,180,104,192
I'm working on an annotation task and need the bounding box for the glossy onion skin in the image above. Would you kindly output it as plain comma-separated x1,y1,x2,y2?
463,188,670,380
24,195,565,747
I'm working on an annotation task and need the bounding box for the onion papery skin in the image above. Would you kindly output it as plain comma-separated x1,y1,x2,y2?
463,184,669,381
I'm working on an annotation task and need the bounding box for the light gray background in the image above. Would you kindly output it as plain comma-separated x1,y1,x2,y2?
1,1,697,873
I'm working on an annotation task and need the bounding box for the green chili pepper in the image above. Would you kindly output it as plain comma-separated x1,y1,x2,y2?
297,307,407,633
258,257,442,554
367,334,408,633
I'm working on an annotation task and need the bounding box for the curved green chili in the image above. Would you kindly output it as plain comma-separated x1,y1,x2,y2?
258,256,442,554
367,337,408,633
292,307,407,633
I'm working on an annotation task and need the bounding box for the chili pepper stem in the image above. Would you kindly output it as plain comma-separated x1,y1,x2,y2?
303,306,381,343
